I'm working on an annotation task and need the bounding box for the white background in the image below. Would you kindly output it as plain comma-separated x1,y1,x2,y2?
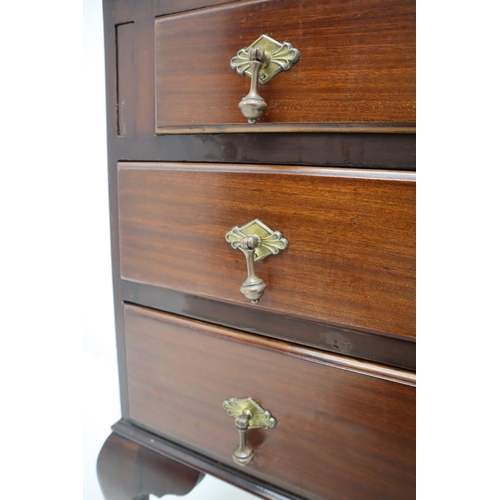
2,1,500,499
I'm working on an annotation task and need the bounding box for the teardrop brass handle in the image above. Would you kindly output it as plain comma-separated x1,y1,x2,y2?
225,219,288,303
233,409,254,466
222,397,277,466
230,34,300,124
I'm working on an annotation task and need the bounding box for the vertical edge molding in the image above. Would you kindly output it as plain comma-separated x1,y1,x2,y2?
116,22,136,136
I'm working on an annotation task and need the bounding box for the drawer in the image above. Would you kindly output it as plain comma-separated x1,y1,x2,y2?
154,0,416,132
117,162,415,339
124,304,416,500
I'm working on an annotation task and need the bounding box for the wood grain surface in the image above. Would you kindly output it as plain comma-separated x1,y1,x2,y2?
117,162,416,338
121,280,416,369
111,133,416,170
155,0,242,16
155,0,416,131
124,304,416,500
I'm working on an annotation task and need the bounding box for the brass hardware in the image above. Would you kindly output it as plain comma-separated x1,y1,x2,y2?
230,34,300,124
222,397,277,466
225,219,288,303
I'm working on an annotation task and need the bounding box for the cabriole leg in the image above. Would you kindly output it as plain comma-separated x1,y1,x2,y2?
97,433,204,500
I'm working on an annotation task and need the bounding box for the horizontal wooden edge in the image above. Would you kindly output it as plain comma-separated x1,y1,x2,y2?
108,133,416,171
153,0,242,19
121,277,415,344
111,419,305,500
117,161,416,181
155,123,417,135
121,280,415,370
124,303,416,386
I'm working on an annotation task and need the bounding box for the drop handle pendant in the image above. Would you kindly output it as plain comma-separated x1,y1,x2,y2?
222,397,277,467
233,410,254,466
238,48,268,124
225,219,288,303
230,34,300,124
239,235,266,304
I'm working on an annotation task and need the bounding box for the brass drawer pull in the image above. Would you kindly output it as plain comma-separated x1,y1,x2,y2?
222,397,277,466
225,219,288,303
230,34,300,123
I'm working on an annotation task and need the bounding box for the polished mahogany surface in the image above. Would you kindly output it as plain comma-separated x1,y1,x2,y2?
118,162,416,338
125,304,416,500
155,0,416,132
100,0,417,498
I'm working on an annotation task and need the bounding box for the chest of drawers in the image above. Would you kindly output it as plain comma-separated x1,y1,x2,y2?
96,1,416,499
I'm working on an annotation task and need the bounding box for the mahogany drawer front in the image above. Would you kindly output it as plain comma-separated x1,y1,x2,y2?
117,162,415,339
155,0,416,133
124,304,416,500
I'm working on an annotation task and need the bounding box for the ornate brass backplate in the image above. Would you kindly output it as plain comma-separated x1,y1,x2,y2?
225,218,288,262
230,34,300,85
230,35,300,123
222,397,277,429
225,219,288,303
222,397,276,466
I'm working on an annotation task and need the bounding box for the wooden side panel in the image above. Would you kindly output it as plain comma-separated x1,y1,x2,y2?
125,305,416,500
117,163,416,338
155,0,416,131
116,22,136,136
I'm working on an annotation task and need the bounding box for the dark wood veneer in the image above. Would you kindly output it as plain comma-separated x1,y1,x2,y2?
102,0,418,425
155,0,416,131
121,280,416,370
124,304,416,500
112,132,416,170
155,0,243,17
100,1,416,498
118,163,416,338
